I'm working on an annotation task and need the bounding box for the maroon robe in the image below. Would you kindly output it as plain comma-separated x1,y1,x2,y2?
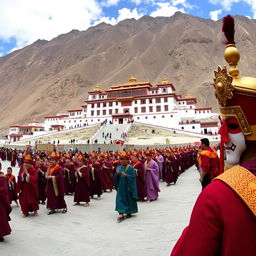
37,165,47,202
90,161,103,197
101,160,114,190
64,163,76,194
10,152,17,167
5,174,18,204
165,156,179,185
17,167,39,215
74,166,91,203
46,166,67,210
0,173,11,238
133,161,146,200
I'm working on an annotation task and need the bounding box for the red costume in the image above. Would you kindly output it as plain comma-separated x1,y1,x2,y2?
5,174,18,204
17,166,39,215
0,173,11,239
46,164,67,210
74,165,91,204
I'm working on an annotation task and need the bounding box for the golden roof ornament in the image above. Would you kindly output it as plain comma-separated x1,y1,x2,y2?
93,85,102,92
214,66,234,107
129,77,137,83
161,77,170,84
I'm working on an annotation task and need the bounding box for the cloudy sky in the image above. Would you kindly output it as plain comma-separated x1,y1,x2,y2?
0,0,254,56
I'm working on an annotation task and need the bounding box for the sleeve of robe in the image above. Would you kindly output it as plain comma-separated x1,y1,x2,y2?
170,183,223,256
125,166,138,200
28,168,39,198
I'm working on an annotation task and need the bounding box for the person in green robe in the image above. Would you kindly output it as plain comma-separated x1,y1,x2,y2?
114,152,138,221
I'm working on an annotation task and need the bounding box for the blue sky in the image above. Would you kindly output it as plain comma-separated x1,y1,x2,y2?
0,0,254,57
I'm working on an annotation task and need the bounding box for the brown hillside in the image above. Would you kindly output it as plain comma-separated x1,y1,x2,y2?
0,12,255,134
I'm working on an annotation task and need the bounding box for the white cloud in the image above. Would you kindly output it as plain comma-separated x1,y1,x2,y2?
209,9,222,20
209,0,256,18
150,2,184,17
94,7,143,26
102,0,120,7
0,0,102,49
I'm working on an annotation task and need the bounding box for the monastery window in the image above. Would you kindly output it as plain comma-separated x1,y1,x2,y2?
115,109,118,114
181,127,184,130
164,98,168,102
92,95,96,99
203,111,205,113
109,109,112,115
163,88,166,93
164,105,169,111
103,110,106,115
80,120,82,122
91,111,94,116
156,98,161,103
179,102,181,105
141,107,146,113
137,117,140,120
109,102,113,107
145,116,148,119
98,119,100,122
155,91,158,94
135,100,137,104
199,111,201,113
162,116,165,118
192,126,195,129
134,107,138,113
154,116,156,119
103,103,106,107
97,110,100,116
149,99,153,104
141,100,146,104
74,120,76,123
156,106,161,112
69,121,71,123
97,103,100,108
149,106,153,112
170,115,173,118
91,104,94,108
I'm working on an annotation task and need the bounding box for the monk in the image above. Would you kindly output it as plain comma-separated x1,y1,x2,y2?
5,167,19,206
156,151,164,181
74,154,91,207
17,152,39,217
90,154,103,200
36,159,47,204
132,154,146,201
45,151,67,215
114,152,138,221
101,156,114,192
0,171,12,242
64,155,76,195
144,152,160,202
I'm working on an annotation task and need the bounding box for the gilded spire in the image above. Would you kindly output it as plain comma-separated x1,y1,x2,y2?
224,44,240,77
161,77,170,84
93,85,102,92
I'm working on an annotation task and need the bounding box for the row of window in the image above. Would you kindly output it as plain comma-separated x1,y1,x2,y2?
136,115,174,120
90,97,169,108
135,105,169,113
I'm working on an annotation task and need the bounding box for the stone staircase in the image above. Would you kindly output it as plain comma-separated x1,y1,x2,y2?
92,123,131,144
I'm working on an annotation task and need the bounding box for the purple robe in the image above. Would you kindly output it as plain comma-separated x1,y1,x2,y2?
144,160,160,201
156,155,164,180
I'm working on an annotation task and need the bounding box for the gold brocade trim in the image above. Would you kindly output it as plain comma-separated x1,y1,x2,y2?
215,166,256,217
91,167,95,181
220,106,252,135
52,176,59,197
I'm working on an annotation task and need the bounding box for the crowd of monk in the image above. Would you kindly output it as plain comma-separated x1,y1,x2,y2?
0,145,198,241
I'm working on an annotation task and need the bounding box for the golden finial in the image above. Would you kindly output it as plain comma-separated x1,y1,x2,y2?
224,44,240,77
129,77,137,83
185,94,192,98
161,77,170,84
93,85,102,92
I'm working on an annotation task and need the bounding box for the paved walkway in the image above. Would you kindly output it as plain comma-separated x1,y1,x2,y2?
0,161,201,256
